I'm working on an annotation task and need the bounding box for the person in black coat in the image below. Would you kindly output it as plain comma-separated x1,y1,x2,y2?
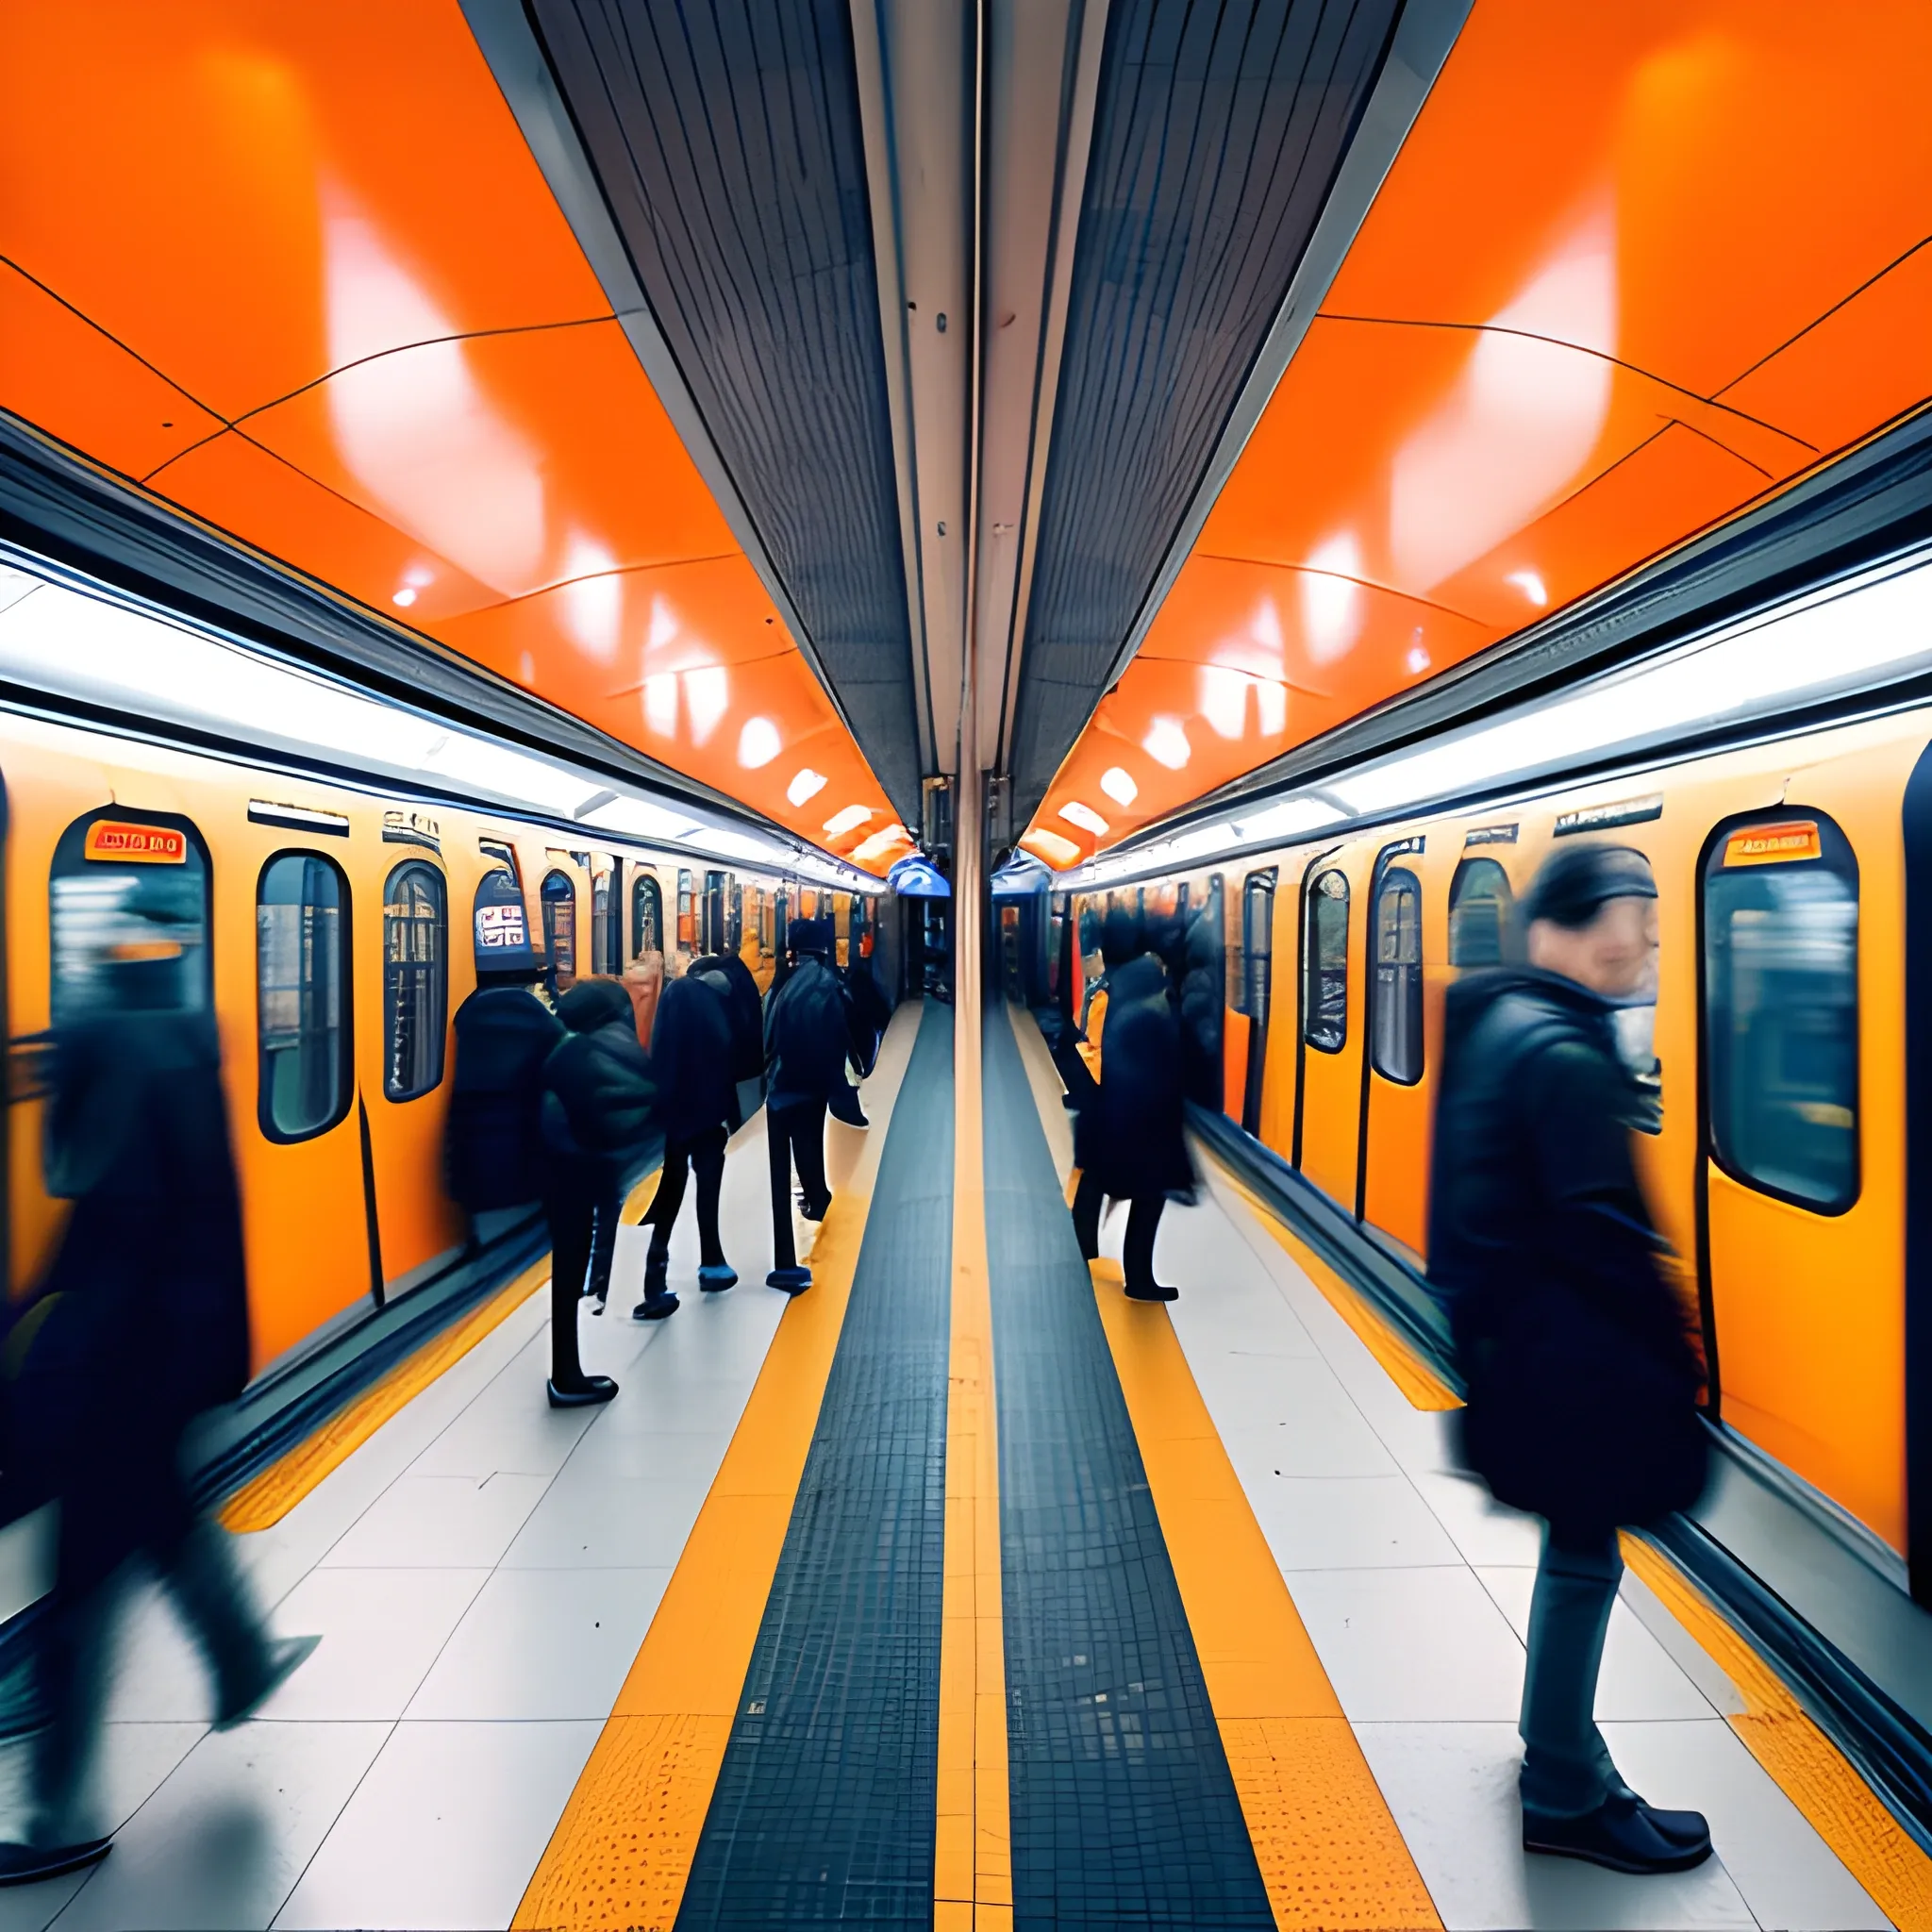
1428,841,1710,1875
761,919,853,1292
445,976,566,1219
1071,941,1195,1301
640,968,740,1305
691,950,767,1127
4,955,315,1880
541,978,662,1405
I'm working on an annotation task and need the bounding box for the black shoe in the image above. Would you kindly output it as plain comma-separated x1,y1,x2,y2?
798,1192,832,1224
214,1633,322,1731
767,1265,812,1294
0,1837,112,1887
697,1264,738,1291
1124,1281,1179,1303
548,1375,619,1407
1607,1789,1711,1850
1524,1797,1712,1874
631,1291,680,1322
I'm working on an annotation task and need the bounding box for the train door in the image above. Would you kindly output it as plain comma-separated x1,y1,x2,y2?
1292,845,1367,1211
1357,839,1429,1253
1703,806,1894,1549
1236,869,1276,1136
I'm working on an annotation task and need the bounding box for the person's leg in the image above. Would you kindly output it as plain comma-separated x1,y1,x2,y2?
768,1105,797,1272
584,1173,625,1309
1123,1195,1174,1300
792,1099,829,1220
544,1172,615,1398
691,1125,733,1284
1071,1169,1104,1260
647,1136,693,1269
1520,1524,1624,1819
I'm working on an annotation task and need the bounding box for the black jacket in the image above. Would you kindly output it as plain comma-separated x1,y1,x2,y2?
690,953,765,1086
541,984,659,1174
1427,968,1706,1532
445,987,566,1211
650,973,738,1141
764,955,854,1113
1074,954,1194,1201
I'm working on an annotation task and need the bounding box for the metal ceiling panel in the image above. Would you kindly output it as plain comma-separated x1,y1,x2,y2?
1006,0,1403,824
528,0,923,820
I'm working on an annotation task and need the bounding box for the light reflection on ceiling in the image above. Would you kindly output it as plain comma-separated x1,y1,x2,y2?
0,0,912,874
1024,0,1932,868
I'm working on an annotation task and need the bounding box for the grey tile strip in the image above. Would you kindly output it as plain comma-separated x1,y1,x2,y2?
676,1003,956,1928
982,1003,1273,1930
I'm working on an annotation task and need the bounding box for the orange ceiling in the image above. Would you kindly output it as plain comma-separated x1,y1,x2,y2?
0,0,912,873
1025,0,1932,868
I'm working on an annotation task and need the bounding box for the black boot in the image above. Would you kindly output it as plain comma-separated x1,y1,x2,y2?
1524,1796,1712,1874
632,1247,680,1322
548,1375,619,1407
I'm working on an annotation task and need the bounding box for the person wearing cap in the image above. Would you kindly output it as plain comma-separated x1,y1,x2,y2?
760,918,854,1291
1428,841,1710,1875
539,979,664,1405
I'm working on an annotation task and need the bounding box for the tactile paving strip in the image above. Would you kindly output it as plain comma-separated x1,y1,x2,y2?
982,1010,1274,1929
675,1005,956,1928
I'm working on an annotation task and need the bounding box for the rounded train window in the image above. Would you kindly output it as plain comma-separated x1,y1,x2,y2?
541,870,576,991
1371,865,1424,1084
383,861,447,1101
631,874,664,957
50,812,210,1028
1302,868,1349,1054
258,853,351,1141
1704,813,1858,1212
1448,857,1512,968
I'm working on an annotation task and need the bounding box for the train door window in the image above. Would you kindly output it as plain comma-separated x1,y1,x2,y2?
1302,869,1349,1053
1370,867,1424,1084
383,861,446,1099
728,880,744,954
49,814,210,1026
632,874,664,957
1448,858,1511,968
702,871,726,954
258,853,350,1141
1239,872,1275,1019
676,870,695,948
541,871,576,991
473,862,534,978
591,864,614,974
1704,815,1858,1211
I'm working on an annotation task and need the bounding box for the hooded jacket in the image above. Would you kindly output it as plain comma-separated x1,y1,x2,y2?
764,952,854,1113
1427,967,1705,1531
690,952,766,1085
445,985,566,1211
650,971,738,1141
1074,952,1194,1201
541,979,659,1172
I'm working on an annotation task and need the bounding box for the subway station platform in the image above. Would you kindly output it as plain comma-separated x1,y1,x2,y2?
0,1000,1917,1932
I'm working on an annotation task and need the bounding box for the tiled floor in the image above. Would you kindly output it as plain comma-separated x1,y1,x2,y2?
1127,1158,1894,1932
0,1108,797,1932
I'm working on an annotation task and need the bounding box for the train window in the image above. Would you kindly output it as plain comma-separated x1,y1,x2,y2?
729,879,744,955
703,871,727,955
1235,872,1275,1018
383,861,446,1101
676,870,694,948
1704,815,1858,1212
258,853,350,1141
49,814,211,1027
1371,867,1424,1084
631,874,663,956
541,871,576,990
591,866,614,975
1302,869,1349,1054
1448,857,1512,967
473,863,535,979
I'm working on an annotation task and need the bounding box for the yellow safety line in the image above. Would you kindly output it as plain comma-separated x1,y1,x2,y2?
936,1009,1011,1930
1090,1257,1443,1931
512,1093,899,1930
222,1170,661,1533
1207,1144,1932,1923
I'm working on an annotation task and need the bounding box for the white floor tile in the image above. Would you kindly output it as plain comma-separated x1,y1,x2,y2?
1474,1569,1717,1724
253,1570,490,1721
403,1567,670,1721
1251,1474,1467,1571
502,1470,714,1570
1604,1719,1890,1931
407,1404,597,1480
1283,1565,1527,1723
1355,1721,1757,1930
50,1720,391,1932
1409,1467,1547,1567
1219,1405,1401,1482
319,1474,550,1570
561,1423,738,1486
271,1720,601,1931
100,1589,219,1726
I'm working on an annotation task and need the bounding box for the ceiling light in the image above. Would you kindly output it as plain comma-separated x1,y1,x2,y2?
787,768,827,807
1099,766,1139,807
1058,800,1108,835
737,715,780,769
1021,827,1082,870
391,587,417,608
1142,717,1191,770
823,804,874,838
1507,569,1549,607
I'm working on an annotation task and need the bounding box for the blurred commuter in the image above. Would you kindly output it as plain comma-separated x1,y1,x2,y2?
762,919,853,1291
691,948,767,1127
3,942,315,1881
641,966,740,1304
541,978,663,1405
1071,921,1194,1302
445,973,565,1222
1176,909,1224,1110
1428,842,1710,1875
843,934,893,1086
